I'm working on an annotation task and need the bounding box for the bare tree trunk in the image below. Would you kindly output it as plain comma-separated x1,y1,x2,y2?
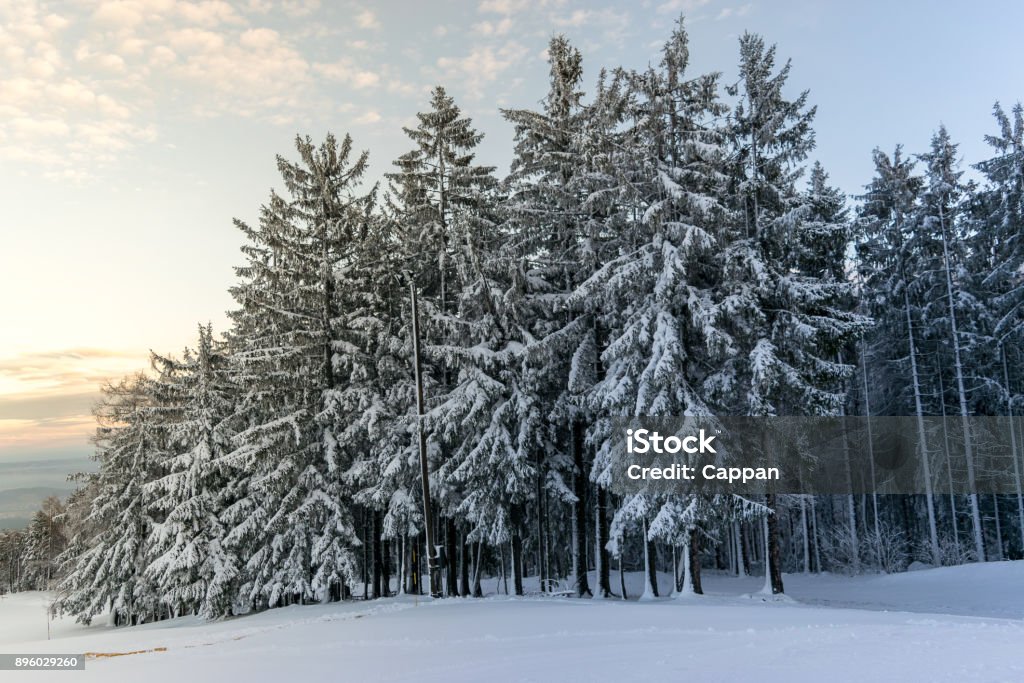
471,541,484,598
572,420,592,597
509,532,524,593
382,537,391,597
499,544,507,595
641,518,658,599
460,532,470,597
763,495,784,594
689,528,703,594
860,342,881,539
993,493,1004,561
618,550,627,600
595,485,611,597
800,496,811,573
905,290,941,565
938,209,984,561
371,511,383,599
1001,345,1024,555
445,517,458,597
535,452,546,592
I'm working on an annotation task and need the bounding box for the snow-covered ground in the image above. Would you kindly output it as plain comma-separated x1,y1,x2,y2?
1,562,1022,682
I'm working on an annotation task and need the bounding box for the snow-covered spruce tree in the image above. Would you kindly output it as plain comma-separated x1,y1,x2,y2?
916,126,989,561
975,103,1024,347
715,33,867,593
429,161,539,599
502,36,603,597
223,133,370,609
857,145,951,565
340,210,424,598
576,20,737,599
386,85,518,595
22,496,67,589
0,529,27,593
974,103,1024,555
144,325,238,618
59,374,170,625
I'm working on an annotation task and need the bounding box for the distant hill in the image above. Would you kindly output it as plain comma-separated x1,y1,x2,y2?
0,486,75,531
0,516,31,532
0,457,90,530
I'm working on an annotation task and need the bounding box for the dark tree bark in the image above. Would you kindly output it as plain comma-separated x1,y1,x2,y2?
409,533,421,595
619,552,627,600
445,517,458,597
372,510,383,599
535,451,547,592
645,523,659,597
361,507,369,600
740,522,751,575
595,485,612,597
572,419,592,597
766,494,785,594
511,506,524,596
460,531,470,596
689,529,703,595
472,541,484,597
382,537,391,597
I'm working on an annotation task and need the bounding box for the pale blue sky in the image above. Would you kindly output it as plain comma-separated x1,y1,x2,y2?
1,0,1022,461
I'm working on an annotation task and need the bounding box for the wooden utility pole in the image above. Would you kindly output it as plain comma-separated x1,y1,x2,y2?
410,281,442,598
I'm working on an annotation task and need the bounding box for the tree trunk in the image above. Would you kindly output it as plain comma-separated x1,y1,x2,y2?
905,290,941,565
641,518,658,599
371,511,383,599
536,451,547,592
938,209,984,561
689,529,703,595
861,341,881,540
445,517,458,597
1001,346,1024,557
763,496,784,594
595,485,612,597
511,526,524,597
382,537,391,597
499,544,507,595
572,419,592,597
472,541,483,597
618,551,627,600
460,532,470,597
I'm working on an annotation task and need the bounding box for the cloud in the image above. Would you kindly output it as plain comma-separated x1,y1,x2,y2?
0,0,387,178
279,0,321,17
473,18,513,35
716,4,752,20
436,40,528,99
313,59,381,89
550,8,616,28
0,392,98,422
354,110,382,124
0,348,150,397
355,8,380,29
477,0,530,14
0,414,97,451
657,0,712,13
0,347,152,451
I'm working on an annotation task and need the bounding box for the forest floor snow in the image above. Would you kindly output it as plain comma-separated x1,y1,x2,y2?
1,561,1022,682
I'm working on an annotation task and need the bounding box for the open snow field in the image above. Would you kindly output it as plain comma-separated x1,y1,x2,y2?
1,562,1022,683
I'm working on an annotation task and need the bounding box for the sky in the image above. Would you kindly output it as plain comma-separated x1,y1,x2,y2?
1,0,1022,464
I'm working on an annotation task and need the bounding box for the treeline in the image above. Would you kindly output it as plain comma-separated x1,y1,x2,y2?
0,496,72,594
26,18,1024,624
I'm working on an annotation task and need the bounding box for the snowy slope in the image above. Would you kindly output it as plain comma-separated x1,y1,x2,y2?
1,562,1022,683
